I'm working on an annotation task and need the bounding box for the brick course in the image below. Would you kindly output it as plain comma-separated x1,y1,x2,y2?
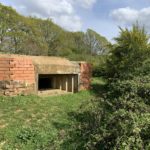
0,58,35,96
79,62,92,90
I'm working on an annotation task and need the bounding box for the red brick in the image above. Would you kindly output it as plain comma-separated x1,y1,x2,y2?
0,71,11,74
0,64,15,68
0,76,4,80
0,68,9,71
15,64,33,68
0,74,6,77
23,71,34,74
3,76,10,80
13,75,25,78
10,68,26,71
0,58,11,61
18,68,28,71
0,60,10,64
11,71,24,74
79,62,92,90
27,68,34,71
9,68,17,71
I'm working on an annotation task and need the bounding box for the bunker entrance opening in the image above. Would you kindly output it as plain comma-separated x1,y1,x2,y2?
38,74,78,93
38,75,53,90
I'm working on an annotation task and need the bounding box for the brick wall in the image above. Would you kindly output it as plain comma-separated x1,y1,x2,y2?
0,57,35,96
79,62,92,90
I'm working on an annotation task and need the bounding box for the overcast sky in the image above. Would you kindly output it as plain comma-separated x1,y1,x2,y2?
1,0,150,42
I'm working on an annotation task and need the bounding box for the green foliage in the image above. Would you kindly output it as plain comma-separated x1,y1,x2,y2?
1,4,149,150
16,128,38,144
107,24,150,78
63,25,150,149
85,29,109,55
65,76,150,150
0,3,110,69
92,55,108,77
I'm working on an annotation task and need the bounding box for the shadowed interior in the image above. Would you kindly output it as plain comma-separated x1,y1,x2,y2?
38,75,53,90
38,74,78,93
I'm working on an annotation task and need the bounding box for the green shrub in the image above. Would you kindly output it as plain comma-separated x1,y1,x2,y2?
106,24,150,79
65,77,150,149
64,25,150,150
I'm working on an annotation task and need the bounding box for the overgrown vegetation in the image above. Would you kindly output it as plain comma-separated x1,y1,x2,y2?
65,25,150,149
0,91,95,149
0,3,150,150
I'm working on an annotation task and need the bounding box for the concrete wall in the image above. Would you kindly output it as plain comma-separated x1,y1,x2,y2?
34,64,80,75
0,58,35,96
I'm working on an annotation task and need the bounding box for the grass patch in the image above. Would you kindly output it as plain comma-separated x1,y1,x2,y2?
0,77,106,149
0,90,95,149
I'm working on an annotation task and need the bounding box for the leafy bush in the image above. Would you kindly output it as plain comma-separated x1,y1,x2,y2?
106,24,150,79
92,55,108,77
64,25,150,150
64,76,150,150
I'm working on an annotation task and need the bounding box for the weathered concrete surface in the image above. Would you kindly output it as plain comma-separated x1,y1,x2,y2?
34,64,80,74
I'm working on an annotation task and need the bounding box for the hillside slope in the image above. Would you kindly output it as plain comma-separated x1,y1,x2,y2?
0,3,110,66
